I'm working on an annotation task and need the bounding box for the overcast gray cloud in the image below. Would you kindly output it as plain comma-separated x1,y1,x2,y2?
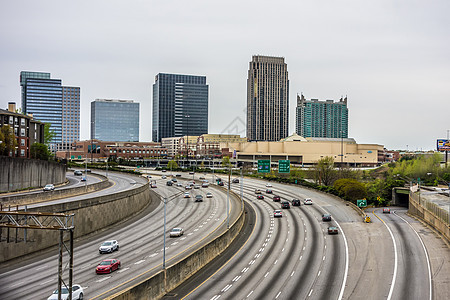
1,0,449,151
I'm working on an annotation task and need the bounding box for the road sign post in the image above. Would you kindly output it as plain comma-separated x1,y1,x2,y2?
257,160,270,173
278,160,290,173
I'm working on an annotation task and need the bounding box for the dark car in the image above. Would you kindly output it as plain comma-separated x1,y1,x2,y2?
328,226,339,235
195,195,203,202
232,178,239,183
257,195,264,200
281,201,290,209
171,178,177,182
266,189,273,194
322,214,332,221
176,174,182,177
273,195,281,202
166,181,173,186
218,181,224,186
291,199,301,206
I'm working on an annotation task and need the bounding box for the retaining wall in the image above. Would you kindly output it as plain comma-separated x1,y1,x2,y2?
0,156,66,192
409,192,450,244
0,173,110,207
108,194,245,300
0,180,153,263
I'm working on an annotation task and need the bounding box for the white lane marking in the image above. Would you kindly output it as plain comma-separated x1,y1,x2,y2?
394,211,432,300
276,291,281,298
96,276,111,283
188,233,193,236
323,256,325,261
221,284,232,292
134,260,145,264
249,260,255,265
36,265,48,271
308,289,313,297
291,271,295,277
232,275,241,282
171,242,178,245
194,228,199,231
376,213,398,300
333,218,350,300
318,270,321,277
274,259,278,264
303,246,306,250
117,267,129,273
180,237,186,240
255,253,260,258
211,295,221,300
264,272,269,278
9,281,24,288
247,290,254,297
286,238,289,242
242,267,249,273
40,279,54,285
149,253,158,258
300,255,303,260
282,248,285,252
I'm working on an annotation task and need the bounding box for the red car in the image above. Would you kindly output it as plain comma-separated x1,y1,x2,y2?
273,195,281,202
257,195,264,200
96,259,121,274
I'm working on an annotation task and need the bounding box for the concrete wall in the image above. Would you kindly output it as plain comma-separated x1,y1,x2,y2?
0,156,66,192
409,192,450,244
109,194,245,300
0,180,152,263
0,173,110,207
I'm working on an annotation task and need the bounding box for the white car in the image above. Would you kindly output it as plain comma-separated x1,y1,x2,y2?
99,240,119,254
184,192,190,198
43,184,55,191
304,198,313,205
185,185,192,190
274,210,282,218
162,175,167,179
47,284,84,300
176,183,183,187
206,192,213,198
266,183,272,187
169,228,184,237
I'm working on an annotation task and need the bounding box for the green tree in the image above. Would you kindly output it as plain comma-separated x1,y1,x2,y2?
0,125,17,156
222,156,231,168
30,143,51,160
167,160,178,170
314,156,336,186
334,178,367,201
44,123,55,145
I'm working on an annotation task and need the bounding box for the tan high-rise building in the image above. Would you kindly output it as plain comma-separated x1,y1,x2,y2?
247,55,289,141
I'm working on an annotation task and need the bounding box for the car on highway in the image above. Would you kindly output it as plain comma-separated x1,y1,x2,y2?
199,176,205,180
281,201,290,209
84,169,91,173
73,170,83,176
162,175,167,179
176,182,183,187
202,182,209,187
206,192,213,198
150,182,157,188
43,184,55,191
96,259,121,274
166,181,173,186
274,210,282,218
176,174,182,177
47,284,84,300
304,198,313,205
184,192,190,198
194,184,201,189
171,178,177,182
99,240,119,254
162,169,167,172
189,171,195,175
185,185,192,190
266,189,273,194
266,183,272,187
195,194,203,202
291,199,301,206
273,195,281,202
169,228,184,237
255,189,262,194
383,208,390,214
322,214,332,221
257,195,264,200
81,177,87,182
232,178,239,183
328,226,339,235
218,181,224,186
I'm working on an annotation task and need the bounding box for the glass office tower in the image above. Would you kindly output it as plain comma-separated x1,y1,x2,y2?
20,71,63,148
296,94,348,138
152,73,209,142
62,86,80,151
91,99,139,142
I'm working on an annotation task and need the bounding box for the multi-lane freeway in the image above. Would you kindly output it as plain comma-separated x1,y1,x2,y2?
0,171,449,300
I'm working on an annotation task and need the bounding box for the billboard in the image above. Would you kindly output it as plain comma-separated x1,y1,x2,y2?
437,139,450,151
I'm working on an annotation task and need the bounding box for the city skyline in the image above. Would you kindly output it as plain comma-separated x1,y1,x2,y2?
1,1,449,151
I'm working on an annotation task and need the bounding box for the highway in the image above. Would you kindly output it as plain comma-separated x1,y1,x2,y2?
0,172,241,299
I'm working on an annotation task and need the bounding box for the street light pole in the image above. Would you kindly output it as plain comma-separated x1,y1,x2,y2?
163,197,167,270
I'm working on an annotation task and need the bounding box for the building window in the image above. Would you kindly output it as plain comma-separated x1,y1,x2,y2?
21,139,25,146
20,128,25,136
20,149,25,156
21,118,25,126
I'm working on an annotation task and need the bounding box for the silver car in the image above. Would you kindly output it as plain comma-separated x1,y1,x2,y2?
43,184,55,191
99,240,119,254
169,228,184,237
47,284,84,300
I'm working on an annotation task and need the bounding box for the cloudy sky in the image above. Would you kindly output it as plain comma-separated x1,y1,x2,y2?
1,0,449,151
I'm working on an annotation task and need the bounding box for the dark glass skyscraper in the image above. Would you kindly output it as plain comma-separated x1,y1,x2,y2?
91,99,139,142
20,71,63,147
152,73,209,142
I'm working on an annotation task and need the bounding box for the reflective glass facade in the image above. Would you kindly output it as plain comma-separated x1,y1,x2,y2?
20,72,63,145
152,73,208,142
62,86,80,150
91,99,139,142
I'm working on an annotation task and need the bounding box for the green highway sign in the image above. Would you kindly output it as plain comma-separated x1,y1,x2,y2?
257,160,271,173
357,199,367,208
278,160,290,173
